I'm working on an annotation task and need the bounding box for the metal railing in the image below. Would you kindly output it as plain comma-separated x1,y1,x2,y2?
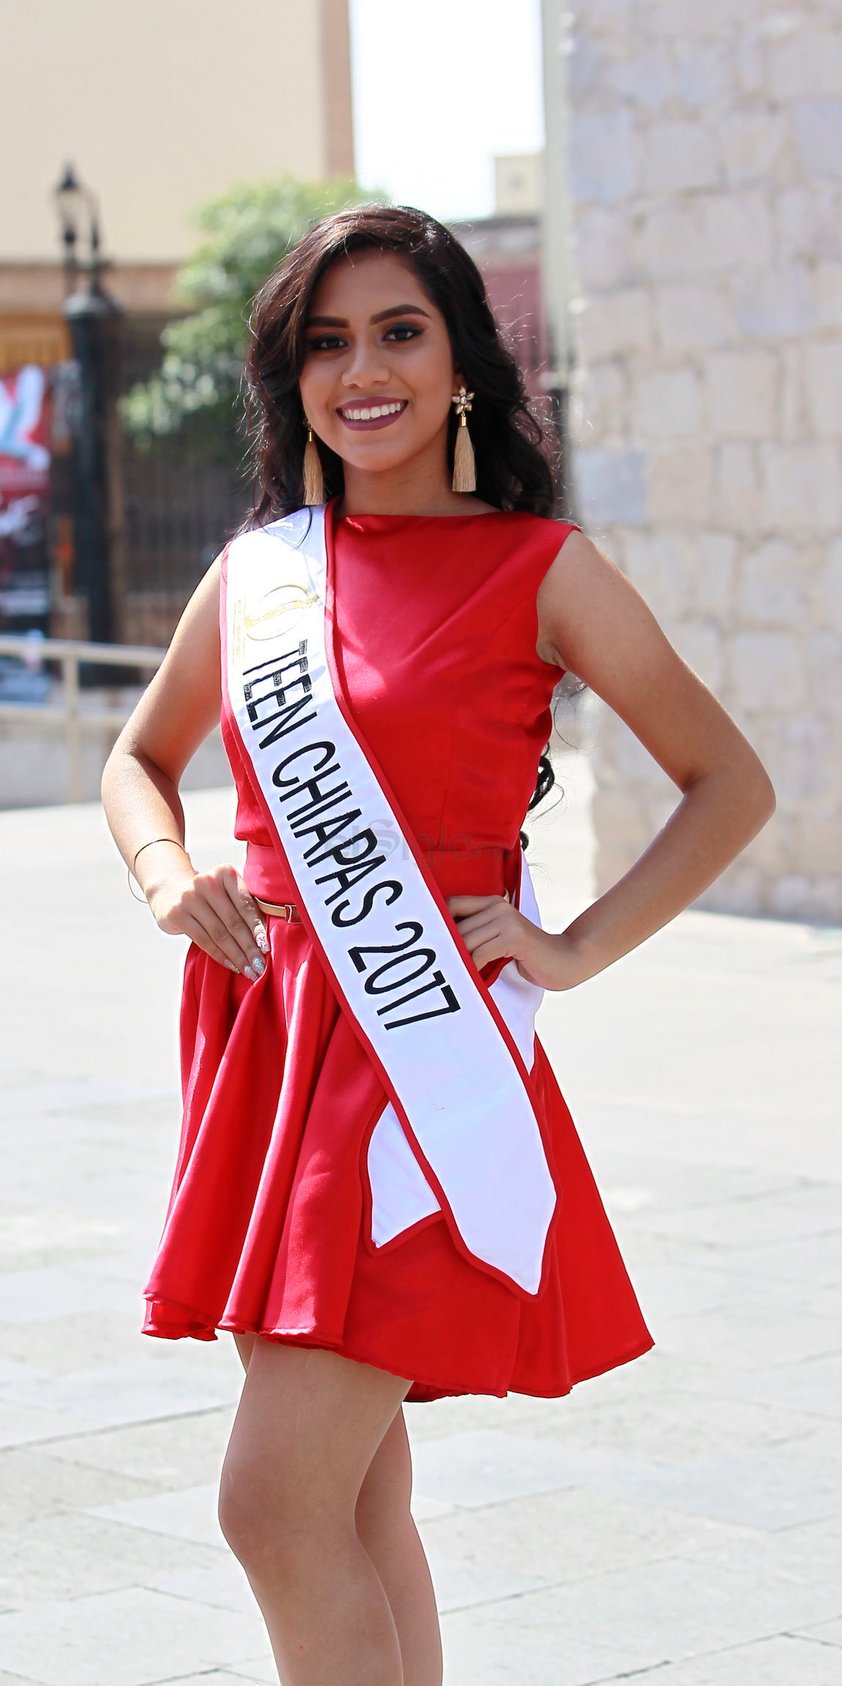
0,633,165,804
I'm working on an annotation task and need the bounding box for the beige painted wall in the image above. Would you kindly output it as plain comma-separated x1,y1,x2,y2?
3,0,354,264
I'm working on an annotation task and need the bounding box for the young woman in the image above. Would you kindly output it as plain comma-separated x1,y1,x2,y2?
101,204,775,1686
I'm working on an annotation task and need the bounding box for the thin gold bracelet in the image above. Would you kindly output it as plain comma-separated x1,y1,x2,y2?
127,837,190,904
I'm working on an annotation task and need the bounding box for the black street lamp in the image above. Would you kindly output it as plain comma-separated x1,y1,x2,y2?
52,162,124,682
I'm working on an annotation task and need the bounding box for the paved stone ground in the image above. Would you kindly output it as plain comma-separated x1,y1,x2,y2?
1,749,840,1685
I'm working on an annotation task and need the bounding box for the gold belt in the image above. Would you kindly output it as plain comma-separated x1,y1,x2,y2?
253,897,303,923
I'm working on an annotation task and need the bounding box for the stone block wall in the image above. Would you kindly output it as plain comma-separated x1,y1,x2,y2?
563,0,842,921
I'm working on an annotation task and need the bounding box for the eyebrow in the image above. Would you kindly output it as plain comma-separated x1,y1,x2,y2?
305,304,432,328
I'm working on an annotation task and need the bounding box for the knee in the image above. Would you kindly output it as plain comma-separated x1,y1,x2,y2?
218,1447,347,1577
217,1456,258,1567
354,1435,414,1550
355,1487,415,1562
218,1452,288,1572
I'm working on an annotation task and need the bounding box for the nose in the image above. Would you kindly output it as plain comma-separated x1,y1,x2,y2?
340,339,391,390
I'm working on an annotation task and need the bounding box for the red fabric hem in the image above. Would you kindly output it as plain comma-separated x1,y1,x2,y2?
142,1297,656,1404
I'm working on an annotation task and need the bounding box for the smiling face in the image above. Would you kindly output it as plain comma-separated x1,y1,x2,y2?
298,248,464,497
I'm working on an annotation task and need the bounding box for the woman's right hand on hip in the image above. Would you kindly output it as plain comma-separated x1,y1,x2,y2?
149,862,270,981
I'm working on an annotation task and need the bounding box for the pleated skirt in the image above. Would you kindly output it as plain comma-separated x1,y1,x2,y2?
142,917,655,1403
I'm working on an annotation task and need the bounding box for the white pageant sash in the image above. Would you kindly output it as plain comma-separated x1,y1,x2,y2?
223,505,558,1298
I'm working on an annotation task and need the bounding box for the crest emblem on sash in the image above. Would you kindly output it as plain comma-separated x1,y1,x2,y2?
244,580,321,641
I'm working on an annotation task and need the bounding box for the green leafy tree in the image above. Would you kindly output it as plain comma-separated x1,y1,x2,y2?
119,175,386,456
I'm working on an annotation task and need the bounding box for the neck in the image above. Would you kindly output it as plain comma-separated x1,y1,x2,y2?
336,439,469,519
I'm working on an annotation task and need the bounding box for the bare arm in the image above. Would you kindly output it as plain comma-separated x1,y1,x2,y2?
449,528,777,989
100,554,268,979
543,529,776,980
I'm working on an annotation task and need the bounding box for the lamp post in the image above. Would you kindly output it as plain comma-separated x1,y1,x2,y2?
52,162,123,682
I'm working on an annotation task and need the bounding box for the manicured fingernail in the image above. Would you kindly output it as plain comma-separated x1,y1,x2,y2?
250,955,266,975
254,923,269,952
243,963,258,981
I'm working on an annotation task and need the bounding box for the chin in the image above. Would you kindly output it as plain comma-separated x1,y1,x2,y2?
340,445,418,474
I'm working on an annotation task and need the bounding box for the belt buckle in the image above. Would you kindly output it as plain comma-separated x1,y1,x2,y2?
282,903,295,923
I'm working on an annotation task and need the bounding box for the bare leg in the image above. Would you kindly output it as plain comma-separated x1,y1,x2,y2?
233,1329,257,1371
228,1336,442,1682
219,1337,412,1684
355,1406,444,1686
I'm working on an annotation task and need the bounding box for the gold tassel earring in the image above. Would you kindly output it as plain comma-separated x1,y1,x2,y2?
302,419,325,506
451,385,476,492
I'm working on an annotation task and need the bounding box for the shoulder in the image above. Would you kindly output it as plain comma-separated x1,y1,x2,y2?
502,510,586,560
523,512,586,549
535,523,625,670
537,519,600,574
535,522,694,687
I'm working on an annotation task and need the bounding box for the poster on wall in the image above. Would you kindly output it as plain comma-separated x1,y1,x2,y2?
0,363,53,699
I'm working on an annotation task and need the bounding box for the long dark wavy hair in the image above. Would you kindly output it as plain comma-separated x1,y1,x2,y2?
237,203,582,850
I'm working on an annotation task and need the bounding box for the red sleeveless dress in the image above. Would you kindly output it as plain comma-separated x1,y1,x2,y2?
142,499,655,1403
